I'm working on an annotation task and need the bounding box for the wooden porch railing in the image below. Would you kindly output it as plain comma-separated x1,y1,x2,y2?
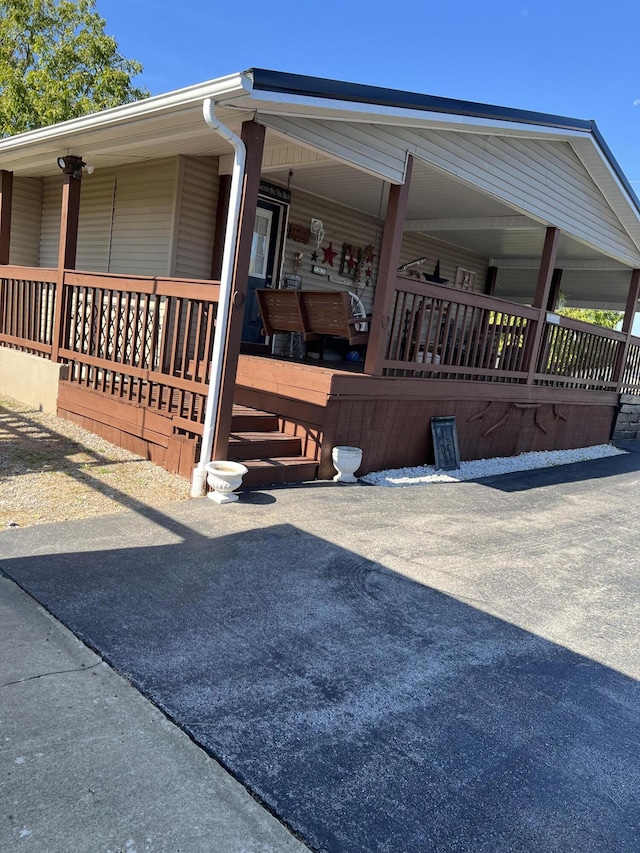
621,336,640,394
381,278,539,382
0,266,57,357
0,265,221,436
381,276,639,394
533,315,624,391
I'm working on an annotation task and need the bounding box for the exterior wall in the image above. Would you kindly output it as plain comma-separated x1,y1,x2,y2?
9,177,42,266
107,159,176,276
38,158,178,275
172,156,219,279
38,178,61,268
399,231,488,294
280,187,490,320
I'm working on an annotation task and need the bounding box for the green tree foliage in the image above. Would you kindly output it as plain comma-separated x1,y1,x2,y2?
557,307,622,329
0,0,148,136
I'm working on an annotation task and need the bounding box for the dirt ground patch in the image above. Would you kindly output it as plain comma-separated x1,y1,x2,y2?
0,397,191,529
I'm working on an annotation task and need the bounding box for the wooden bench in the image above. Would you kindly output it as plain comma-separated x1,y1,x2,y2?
256,289,369,348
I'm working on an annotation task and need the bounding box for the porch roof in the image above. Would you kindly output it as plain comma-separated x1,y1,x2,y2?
1,67,639,308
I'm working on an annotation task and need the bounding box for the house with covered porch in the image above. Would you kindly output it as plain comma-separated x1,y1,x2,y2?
1,68,640,489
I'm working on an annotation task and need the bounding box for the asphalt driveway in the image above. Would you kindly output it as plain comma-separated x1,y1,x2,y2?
3,450,640,852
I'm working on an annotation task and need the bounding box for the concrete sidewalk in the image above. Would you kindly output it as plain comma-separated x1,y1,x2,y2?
0,577,306,852
2,449,640,852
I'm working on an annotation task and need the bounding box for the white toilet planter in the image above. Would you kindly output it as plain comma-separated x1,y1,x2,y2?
332,445,363,483
204,460,248,503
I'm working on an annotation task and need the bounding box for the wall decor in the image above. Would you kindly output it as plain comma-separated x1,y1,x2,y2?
322,242,338,267
363,244,376,287
312,265,327,276
423,261,449,285
288,223,311,244
340,243,363,280
456,267,477,290
310,218,325,247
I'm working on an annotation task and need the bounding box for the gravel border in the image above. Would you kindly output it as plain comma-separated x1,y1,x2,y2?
0,396,191,529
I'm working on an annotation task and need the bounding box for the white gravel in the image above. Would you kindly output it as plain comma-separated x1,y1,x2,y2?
362,444,627,487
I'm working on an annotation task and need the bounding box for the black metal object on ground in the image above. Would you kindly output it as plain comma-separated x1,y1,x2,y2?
431,416,460,470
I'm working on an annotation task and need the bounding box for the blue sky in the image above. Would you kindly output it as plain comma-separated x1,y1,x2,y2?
99,0,640,186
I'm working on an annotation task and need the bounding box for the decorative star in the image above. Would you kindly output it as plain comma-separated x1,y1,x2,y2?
347,255,357,271
322,242,338,267
311,251,318,262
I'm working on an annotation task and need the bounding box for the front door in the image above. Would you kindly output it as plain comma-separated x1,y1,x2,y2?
242,199,283,346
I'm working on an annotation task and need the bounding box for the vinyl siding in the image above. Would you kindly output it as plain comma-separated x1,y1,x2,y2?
9,177,42,266
38,179,62,268
76,173,115,272
38,158,177,275
108,159,176,276
282,187,489,316
173,156,218,279
260,114,640,265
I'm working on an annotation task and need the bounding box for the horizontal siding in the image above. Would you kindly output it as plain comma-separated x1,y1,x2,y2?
261,114,640,265
281,187,488,317
393,126,640,265
9,177,41,266
260,114,407,183
173,156,218,279
282,189,381,316
399,232,488,294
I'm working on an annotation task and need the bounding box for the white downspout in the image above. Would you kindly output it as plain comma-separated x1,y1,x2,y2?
191,98,246,496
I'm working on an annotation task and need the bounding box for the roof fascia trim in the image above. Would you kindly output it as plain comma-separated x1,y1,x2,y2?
0,72,253,155
249,68,593,132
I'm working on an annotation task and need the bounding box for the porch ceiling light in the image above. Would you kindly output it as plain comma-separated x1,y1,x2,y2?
56,155,87,179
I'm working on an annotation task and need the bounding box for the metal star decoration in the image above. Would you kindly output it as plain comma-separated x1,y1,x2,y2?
322,242,338,267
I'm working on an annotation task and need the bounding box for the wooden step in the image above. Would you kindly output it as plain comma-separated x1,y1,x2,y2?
231,405,279,432
228,431,302,460
240,457,319,488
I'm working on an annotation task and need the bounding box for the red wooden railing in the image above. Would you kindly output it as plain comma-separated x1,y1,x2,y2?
381,276,637,394
621,337,640,394
0,267,57,357
533,315,624,391
0,265,220,435
381,278,538,382
3,265,640,405
58,271,220,434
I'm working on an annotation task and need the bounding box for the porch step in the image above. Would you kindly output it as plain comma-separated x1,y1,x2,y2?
229,431,302,460
240,457,319,488
227,404,319,487
231,405,280,432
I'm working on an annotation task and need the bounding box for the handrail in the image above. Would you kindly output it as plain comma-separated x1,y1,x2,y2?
393,277,541,319
0,264,57,283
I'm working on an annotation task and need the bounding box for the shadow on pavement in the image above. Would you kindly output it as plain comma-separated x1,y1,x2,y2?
3,523,639,853
475,445,640,493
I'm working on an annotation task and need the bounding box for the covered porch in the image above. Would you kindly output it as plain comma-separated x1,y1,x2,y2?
2,70,640,486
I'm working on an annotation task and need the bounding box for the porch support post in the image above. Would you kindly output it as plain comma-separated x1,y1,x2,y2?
212,120,265,461
51,171,82,362
546,268,563,311
613,268,640,389
210,173,231,280
364,155,414,376
0,170,13,265
525,226,560,384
